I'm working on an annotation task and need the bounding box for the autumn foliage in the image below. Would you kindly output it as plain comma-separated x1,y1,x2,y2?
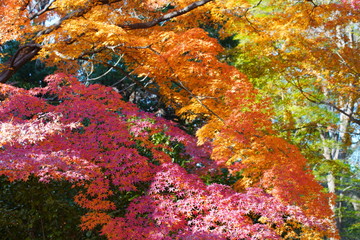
0,0,347,239
0,73,335,239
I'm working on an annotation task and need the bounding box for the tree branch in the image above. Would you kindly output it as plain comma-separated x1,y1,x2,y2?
118,0,214,30
147,46,224,122
79,56,160,97
293,80,360,126
0,44,41,83
0,0,213,83
29,0,56,20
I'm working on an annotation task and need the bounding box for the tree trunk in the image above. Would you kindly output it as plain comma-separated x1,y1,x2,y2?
320,96,354,239
0,44,41,83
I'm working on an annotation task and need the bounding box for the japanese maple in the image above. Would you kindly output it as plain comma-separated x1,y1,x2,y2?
1,73,335,239
224,0,359,235
0,0,341,238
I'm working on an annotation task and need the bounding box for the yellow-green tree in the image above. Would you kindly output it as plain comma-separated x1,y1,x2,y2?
226,0,359,238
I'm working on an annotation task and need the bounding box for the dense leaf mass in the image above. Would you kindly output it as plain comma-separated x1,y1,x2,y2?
0,74,334,239
1,0,355,238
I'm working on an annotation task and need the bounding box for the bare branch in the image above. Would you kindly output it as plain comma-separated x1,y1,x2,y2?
86,54,124,82
29,0,56,20
79,56,160,97
292,80,360,126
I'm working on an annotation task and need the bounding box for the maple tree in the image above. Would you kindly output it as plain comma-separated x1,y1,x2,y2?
0,0,343,238
0,73,334,239
225,0,360,237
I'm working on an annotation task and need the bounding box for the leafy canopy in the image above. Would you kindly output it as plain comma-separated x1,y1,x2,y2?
0,73,334,239
0,0,344,238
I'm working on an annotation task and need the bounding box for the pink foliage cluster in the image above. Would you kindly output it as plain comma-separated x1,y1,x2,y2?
0,74,332,239
342,0,360,9
100,163,329,239
0,73,211,183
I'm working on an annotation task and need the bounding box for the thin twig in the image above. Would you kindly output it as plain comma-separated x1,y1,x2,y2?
290,79,360,126
80,57,159,97
86,54,124,82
